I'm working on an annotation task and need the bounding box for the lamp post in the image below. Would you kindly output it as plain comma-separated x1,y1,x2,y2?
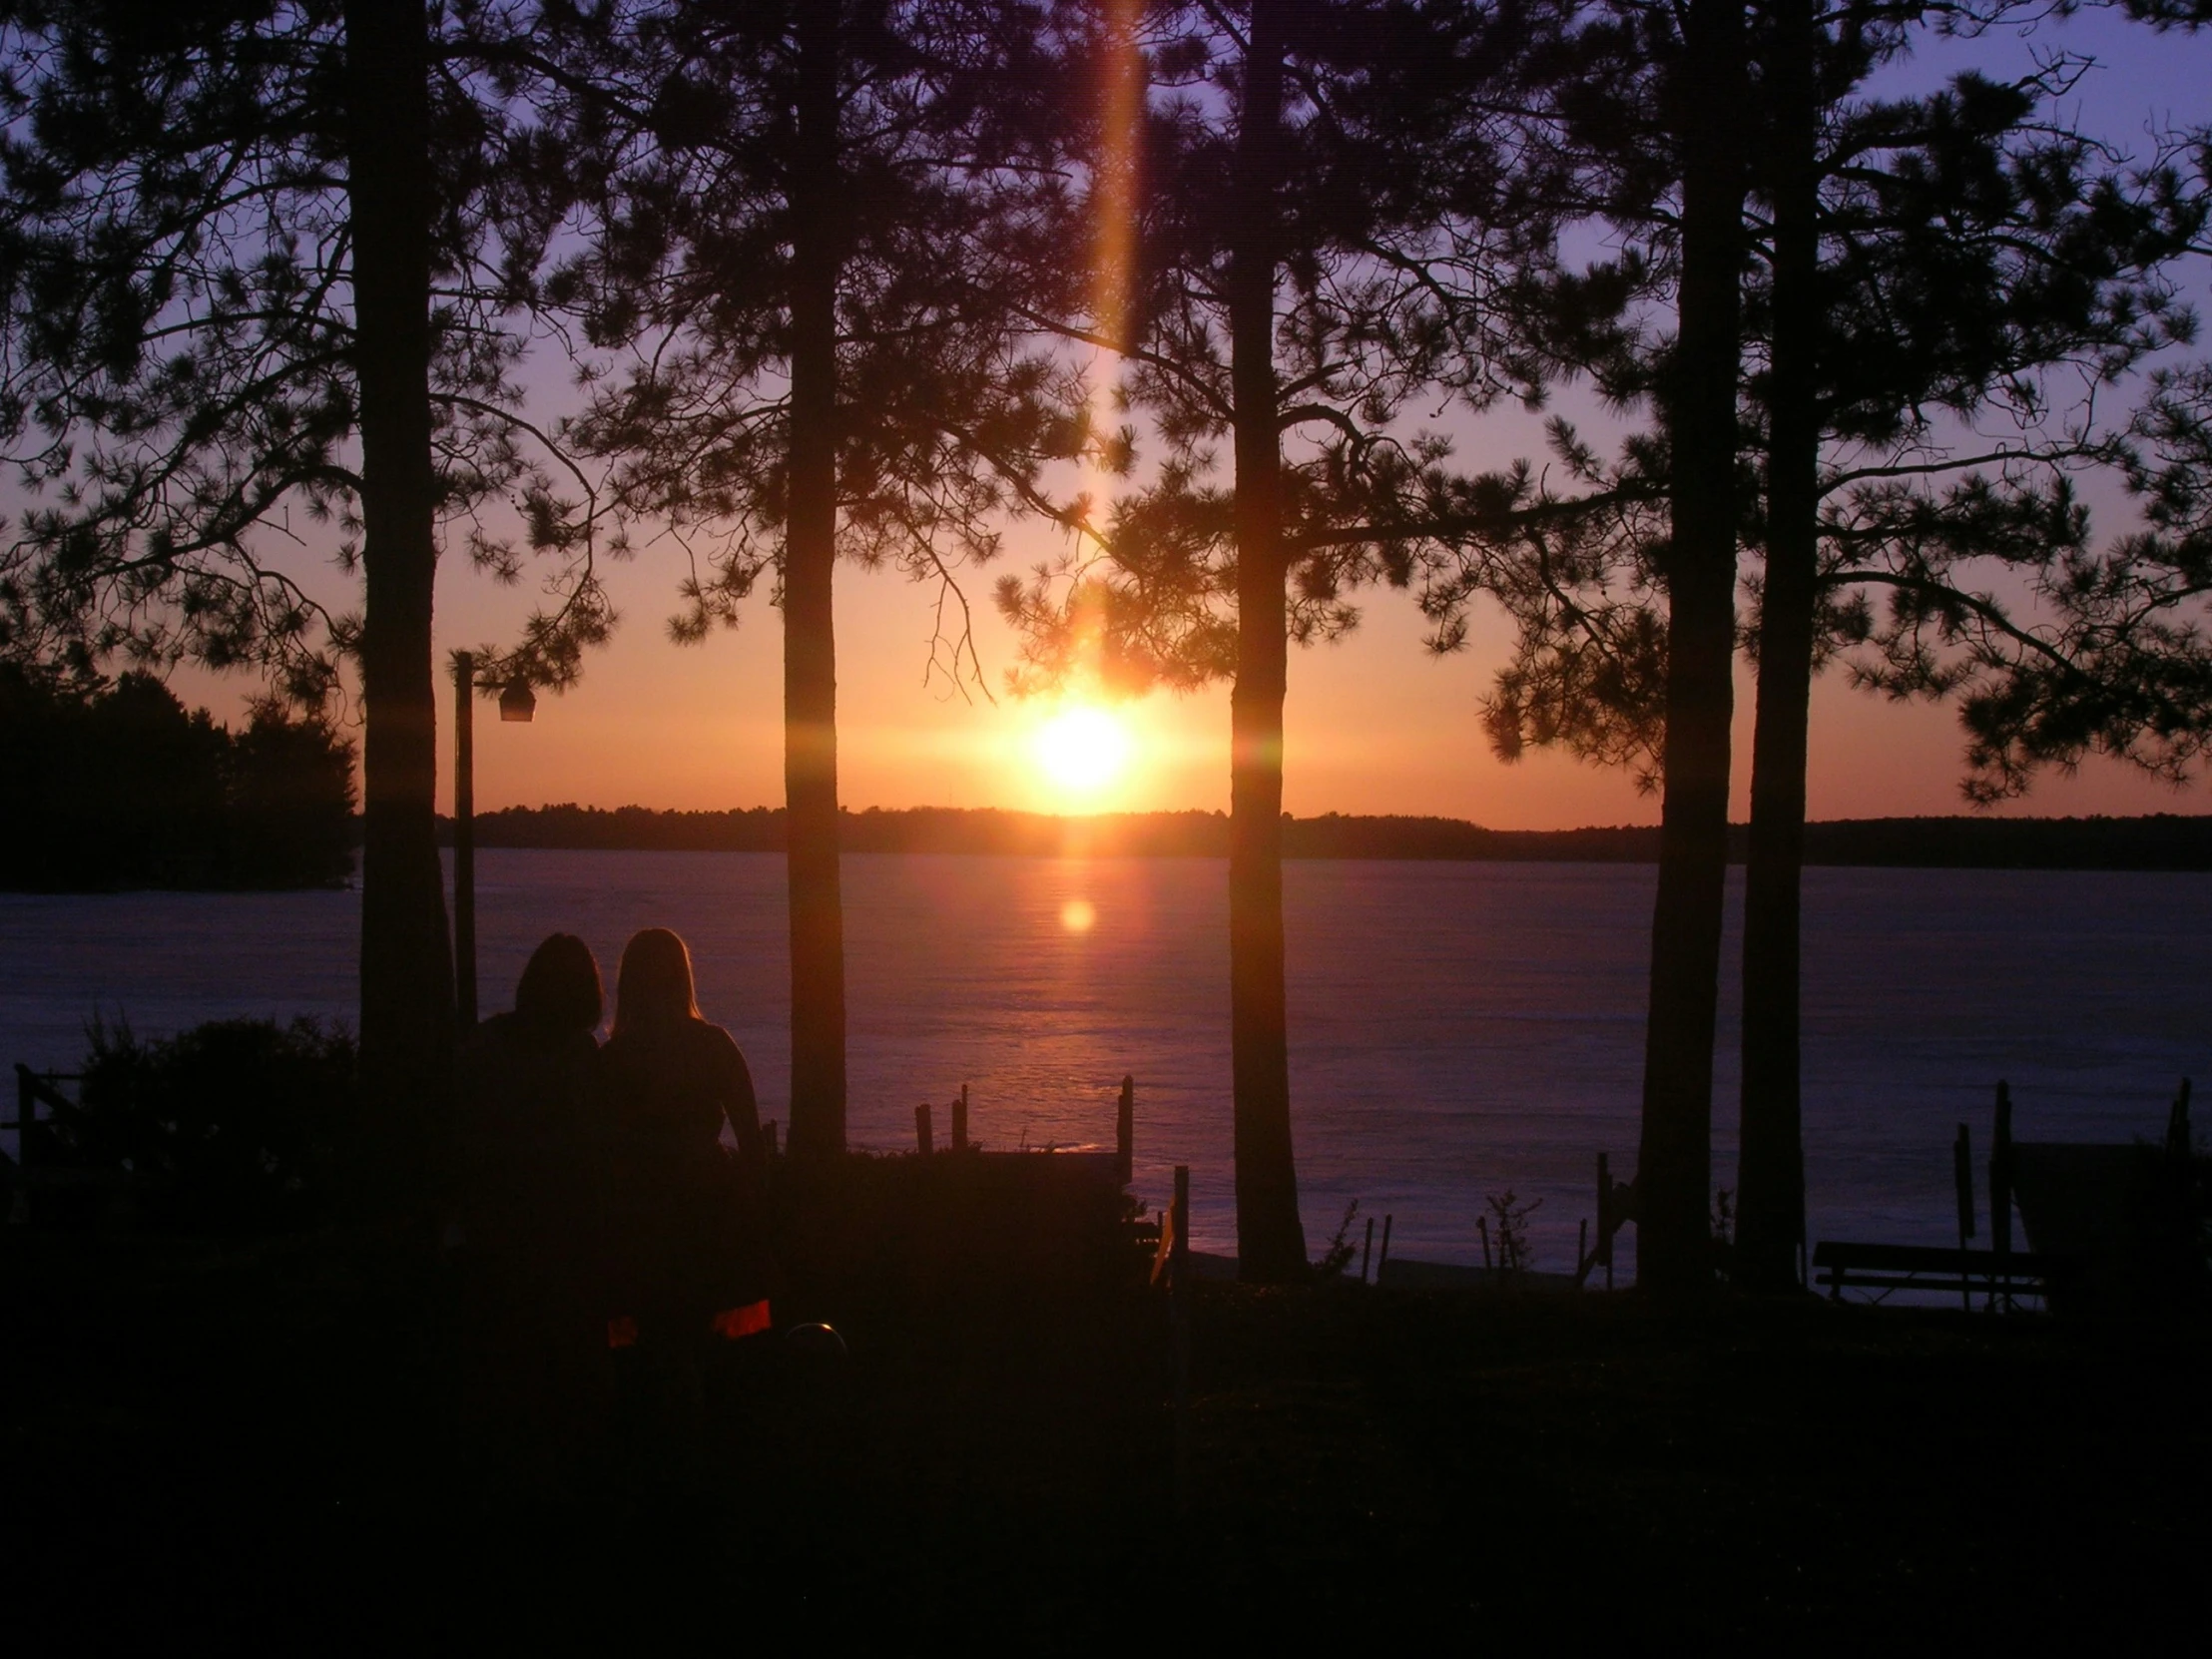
452,652,535,1027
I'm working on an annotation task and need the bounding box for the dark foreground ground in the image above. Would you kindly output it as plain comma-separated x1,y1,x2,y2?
5,1225,2206,1649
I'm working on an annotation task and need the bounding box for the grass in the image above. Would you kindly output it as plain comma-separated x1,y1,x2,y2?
4,1212,2206,1647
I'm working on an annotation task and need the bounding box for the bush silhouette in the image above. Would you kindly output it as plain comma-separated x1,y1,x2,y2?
57,1016,358,1233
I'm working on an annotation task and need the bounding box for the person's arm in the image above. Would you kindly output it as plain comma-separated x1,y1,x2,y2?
713,1028,766,1169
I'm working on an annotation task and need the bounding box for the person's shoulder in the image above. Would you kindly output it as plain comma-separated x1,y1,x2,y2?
458,1012,519,1068
680,1018,749,1076
690,1019,746,1060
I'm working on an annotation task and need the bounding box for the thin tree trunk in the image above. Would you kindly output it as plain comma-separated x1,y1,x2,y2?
345,0,453,1158
1736,0,1819,1294
785,0,848,1157
1228,0,1307,1283
1638,0,1747,1302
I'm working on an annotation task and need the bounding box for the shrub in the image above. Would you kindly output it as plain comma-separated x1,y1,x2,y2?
54,1015,357,1233
1486,1188,1540,1275
1313,1199,1362,1280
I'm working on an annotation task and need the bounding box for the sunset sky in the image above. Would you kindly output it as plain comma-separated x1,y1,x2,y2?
166,13,2210,832
399,510,2212,830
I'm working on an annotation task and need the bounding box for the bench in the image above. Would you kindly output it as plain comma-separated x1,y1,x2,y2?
1812,1240,2080,1305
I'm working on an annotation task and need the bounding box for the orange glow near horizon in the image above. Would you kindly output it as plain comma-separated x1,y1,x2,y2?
156,519,2212,831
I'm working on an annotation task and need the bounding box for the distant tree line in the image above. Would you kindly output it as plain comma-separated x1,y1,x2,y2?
0,667,354,890
447,802,2212,866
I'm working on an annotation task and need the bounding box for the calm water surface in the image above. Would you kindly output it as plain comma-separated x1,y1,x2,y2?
4,851,2206,1270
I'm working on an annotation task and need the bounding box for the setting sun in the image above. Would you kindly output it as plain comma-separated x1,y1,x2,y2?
1031,705,1133,797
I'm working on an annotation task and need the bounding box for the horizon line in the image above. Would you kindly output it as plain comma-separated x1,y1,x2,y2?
435,803,2212,830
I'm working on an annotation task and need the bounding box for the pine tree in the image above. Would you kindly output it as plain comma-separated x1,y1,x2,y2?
524,0,1088,1157
1637,0,1752,1300
1735,0,1820,1291
0,2,596,1141
1432,0,1753,1298
1731,32,2201,1289
1423,11,2203,1293
348,0,452,1134
1345,0,1755,1297
997,0,1575,1280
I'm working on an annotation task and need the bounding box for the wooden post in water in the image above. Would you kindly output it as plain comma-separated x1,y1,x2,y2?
1377,1214,1393,1284
1171,1163,1191,1509
951,1084,968,1153
1360,1215,1375,1285
12,1064,32,1182
915,1102,933,1156
7,1066,26,1225
1594,1152,1612,1291
764,1120,779,1160
1478,1214,1491,1274
1578,1217,1588,1290
453,651,477,1028
1989,1081,2013,1313
1953,1122,1974,1313
1116,1074,1134,1186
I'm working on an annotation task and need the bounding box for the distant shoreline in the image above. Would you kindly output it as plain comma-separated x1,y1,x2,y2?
433,804,2212,871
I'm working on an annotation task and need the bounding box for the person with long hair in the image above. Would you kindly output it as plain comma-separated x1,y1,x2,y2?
600,927,769,1370
454,932,610,1487
456,929,607,1238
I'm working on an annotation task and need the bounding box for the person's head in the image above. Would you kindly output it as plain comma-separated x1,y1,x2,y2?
514,933,603,1033
614,927,702,1036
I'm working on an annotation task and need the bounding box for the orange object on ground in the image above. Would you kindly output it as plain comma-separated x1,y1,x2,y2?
606,1315,639,1350
710,1300,773,1341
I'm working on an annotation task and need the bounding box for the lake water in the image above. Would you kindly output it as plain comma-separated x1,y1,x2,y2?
4,851,2206,1272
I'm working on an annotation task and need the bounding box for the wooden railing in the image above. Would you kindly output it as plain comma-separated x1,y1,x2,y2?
8,1064,82,1223
9,1063,79,1164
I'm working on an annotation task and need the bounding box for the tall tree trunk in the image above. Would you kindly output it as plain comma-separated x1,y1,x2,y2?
1228,0,1307,1283
785,0,848,1157
1637,0,1747,1301
1736,0,1819,1294
345,0,453,1159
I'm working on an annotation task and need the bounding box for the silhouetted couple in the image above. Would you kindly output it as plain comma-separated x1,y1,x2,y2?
454,926,770,1485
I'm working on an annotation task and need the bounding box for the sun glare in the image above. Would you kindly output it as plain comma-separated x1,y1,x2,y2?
1032,705,1133,798
1060,898,1097,933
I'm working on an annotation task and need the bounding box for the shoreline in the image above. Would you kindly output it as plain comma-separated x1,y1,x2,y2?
421,805,2212,871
